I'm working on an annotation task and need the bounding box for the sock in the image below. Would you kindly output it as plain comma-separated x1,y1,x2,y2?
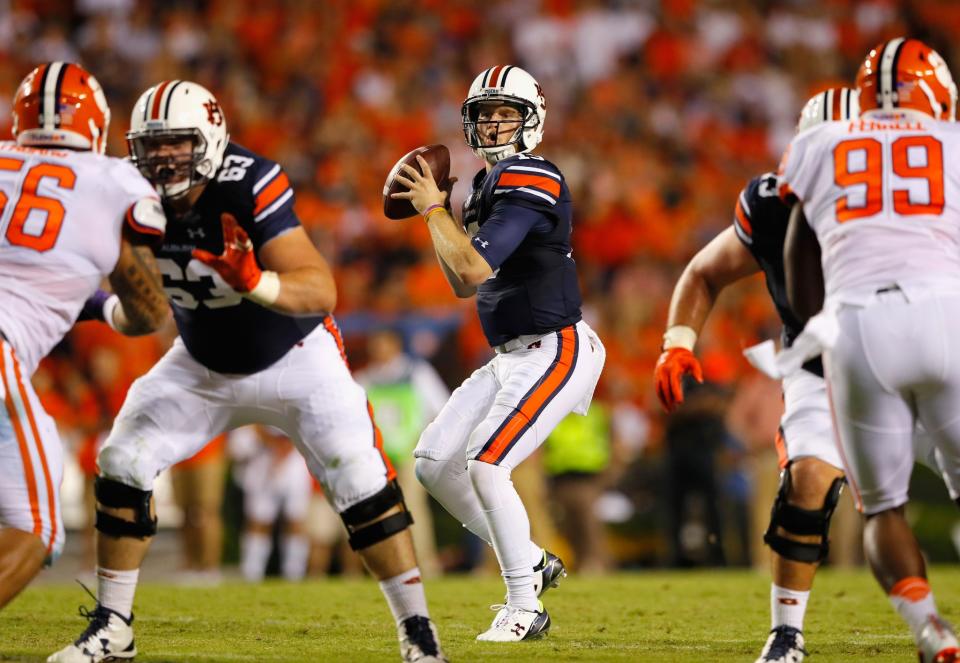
771,584,810,631
416,456,542,566
379,567,429,625
281,534,309,581
241,532,272,582
889,577,940,641
96,567,139,619
467,460,538,612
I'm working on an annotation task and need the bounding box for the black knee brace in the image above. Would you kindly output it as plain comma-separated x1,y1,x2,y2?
94,476,158,539
340,480,413,551
763,464,845,563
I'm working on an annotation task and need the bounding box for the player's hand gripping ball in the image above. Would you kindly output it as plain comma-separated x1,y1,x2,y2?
383,144,451,219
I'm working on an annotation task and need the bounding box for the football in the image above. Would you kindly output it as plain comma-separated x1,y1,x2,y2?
382,144,451,220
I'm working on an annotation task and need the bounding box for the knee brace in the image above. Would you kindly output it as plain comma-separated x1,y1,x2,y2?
340,479,413,551
94,476,158,539
763,464,845,563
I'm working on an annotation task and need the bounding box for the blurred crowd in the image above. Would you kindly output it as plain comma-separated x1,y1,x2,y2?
4,0,959,577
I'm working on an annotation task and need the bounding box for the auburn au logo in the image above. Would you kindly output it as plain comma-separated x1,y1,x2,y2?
203,99,224,126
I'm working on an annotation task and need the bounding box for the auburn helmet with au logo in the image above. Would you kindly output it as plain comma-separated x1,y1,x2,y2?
856,37,957,120
12,62,111,154
127,80,229,200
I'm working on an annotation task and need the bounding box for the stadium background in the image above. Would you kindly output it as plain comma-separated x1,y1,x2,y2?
3,0,958,576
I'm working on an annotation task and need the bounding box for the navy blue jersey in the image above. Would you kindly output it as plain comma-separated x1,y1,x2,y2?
462,154,582,346
156,142,323,374
733,172,822,377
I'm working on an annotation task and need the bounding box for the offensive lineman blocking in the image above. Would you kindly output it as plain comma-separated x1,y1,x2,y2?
0,62,167,609
49,81,446,663
392,65,605,641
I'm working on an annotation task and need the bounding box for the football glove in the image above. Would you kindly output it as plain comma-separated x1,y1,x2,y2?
193,213,263,293
654,347,703,413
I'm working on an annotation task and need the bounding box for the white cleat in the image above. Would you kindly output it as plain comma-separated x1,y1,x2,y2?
918,615,959,663
47,604,136,662
398,615,448,662
476,601,551,642
755,626,807,663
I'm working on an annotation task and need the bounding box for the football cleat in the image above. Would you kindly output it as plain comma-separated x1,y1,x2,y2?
533,549,567,597
918,615,959,663
398,615,448,662
476,601,551,642
47,604,135,662
755,625,807,663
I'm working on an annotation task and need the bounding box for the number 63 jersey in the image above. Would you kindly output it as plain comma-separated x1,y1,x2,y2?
778,111,960,300
157,142,324,374
0,142,161,375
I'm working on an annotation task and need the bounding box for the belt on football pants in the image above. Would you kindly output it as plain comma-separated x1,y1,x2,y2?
494,333,548,354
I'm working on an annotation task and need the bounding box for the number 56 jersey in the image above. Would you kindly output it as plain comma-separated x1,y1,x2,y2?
0,142,161,375
778,111,960,300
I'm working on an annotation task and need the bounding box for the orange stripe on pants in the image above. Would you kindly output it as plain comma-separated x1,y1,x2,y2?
366,401,396,481
11,350,57,552
0,345,43,539
478,326,577,464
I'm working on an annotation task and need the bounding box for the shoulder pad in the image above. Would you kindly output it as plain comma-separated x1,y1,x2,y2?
491,155,562,207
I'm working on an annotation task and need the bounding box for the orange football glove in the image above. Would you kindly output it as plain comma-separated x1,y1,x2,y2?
192,213,263,292
654,348,704,413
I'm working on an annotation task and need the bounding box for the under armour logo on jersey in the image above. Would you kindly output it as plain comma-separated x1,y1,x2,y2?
475,238,490,249
203,99,224,126
187,228,205,239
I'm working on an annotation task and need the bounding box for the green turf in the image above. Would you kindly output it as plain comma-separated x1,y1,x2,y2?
2,567,958,662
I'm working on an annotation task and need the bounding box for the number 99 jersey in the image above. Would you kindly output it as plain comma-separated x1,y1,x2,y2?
157,142,323,374
778,112,960,300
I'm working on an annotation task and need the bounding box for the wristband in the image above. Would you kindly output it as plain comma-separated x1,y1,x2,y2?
662,325,697,351
103,294,121,332
423,204,445,222
245,270,280,306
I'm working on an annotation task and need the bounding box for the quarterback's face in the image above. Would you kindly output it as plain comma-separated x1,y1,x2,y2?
476,103,523,146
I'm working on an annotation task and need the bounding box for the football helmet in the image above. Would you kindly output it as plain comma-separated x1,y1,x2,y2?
797,86,859,132
127,80,229,200
12,62,110,154
856,37,957,121
462,66,546,164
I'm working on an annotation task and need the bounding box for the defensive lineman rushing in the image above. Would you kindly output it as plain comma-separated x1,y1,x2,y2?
49,81,447,663
392,65,605,641
780,38,960,663
0,62,167,609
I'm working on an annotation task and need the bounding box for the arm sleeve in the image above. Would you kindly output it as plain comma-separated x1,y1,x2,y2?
247,162,299,247
732,184,755,247
471,199,553,270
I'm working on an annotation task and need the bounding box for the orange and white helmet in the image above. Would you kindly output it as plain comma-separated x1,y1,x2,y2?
462,66,546,164
856,37,957,121
127,80,229,200
797,86,859,132
12,62,110,154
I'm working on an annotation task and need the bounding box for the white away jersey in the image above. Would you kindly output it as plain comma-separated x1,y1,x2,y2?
0,142,160,374
778,110,960,299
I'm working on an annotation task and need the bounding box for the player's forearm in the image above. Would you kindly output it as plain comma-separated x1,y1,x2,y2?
108,244,169,335
425,211,490,286
262,266,337,316
435,248,476,298
665,263,719,345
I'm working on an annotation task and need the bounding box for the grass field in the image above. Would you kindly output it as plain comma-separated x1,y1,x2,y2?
2,567,958,662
